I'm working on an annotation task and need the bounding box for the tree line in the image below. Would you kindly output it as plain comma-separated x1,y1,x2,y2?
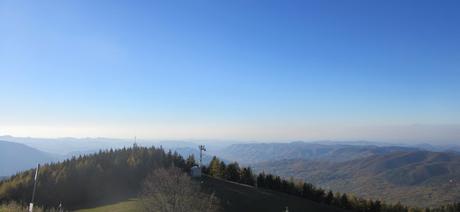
203,156,460,212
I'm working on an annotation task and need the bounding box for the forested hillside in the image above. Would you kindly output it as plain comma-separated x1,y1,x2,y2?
253,151,460,207
0,145,192,209
203,156,460,211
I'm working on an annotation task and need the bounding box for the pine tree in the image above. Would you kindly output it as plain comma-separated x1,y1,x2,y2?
240,167,255,186
256,172,266,188
225,162,241,182
185,155,196,171
339,193,351,209
219,161,226,178
324,191,334,204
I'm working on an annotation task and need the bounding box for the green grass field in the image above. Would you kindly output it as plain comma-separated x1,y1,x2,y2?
75,176,345,212
76,199,141,212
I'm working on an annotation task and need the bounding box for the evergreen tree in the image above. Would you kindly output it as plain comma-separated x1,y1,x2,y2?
219,161,226,178
256,172,266,188
225,162,241,182
185,155,197,171
324,191,334,204
339,193,351,209
240,167,255,186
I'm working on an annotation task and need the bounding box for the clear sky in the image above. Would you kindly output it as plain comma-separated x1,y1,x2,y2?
0,0,459,143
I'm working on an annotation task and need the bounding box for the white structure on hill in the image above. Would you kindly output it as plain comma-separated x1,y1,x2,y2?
191,166,201,178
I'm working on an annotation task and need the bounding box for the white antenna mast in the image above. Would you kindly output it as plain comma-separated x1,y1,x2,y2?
29,164,40,212
133,136,138,148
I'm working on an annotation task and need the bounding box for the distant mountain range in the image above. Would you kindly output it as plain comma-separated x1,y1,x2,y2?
253,151,460,207
217,142,420,164
0,135,229,158
0,140,60,177
0,136,135,156
216,142,460,207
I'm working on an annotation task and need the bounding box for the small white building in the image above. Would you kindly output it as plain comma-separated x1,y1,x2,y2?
190,166,201,178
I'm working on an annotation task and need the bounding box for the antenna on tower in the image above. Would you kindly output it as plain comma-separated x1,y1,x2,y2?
198,145,206,167
29,164,40,212
133,136,138,148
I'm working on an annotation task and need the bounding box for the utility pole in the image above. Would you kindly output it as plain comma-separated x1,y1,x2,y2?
29,164,40,212
198,145,206,167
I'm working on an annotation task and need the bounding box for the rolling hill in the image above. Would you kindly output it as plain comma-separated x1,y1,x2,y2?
218,142,418,164
0,145,349,212
76,176,346,212
253,151,460,207
0,140,59,177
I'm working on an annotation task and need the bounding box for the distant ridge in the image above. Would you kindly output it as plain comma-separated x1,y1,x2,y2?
253,151,460,207
218,142,419,164
0,140,58,177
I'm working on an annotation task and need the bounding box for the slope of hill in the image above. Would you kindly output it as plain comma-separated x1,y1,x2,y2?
0,146,189,209
0,140,59,177
76,176,345,212
0,145,348,211
76,199,141,212
202,176,345,212
253,151,460,207
218,142,418,164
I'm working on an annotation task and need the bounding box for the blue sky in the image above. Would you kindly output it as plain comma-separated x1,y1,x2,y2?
0,0,459,143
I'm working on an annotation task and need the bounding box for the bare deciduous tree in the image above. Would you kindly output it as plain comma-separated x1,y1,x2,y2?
140,167,220,212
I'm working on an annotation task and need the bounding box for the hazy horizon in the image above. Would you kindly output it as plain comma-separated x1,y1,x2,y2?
1,0,459,143
1,132,459,146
